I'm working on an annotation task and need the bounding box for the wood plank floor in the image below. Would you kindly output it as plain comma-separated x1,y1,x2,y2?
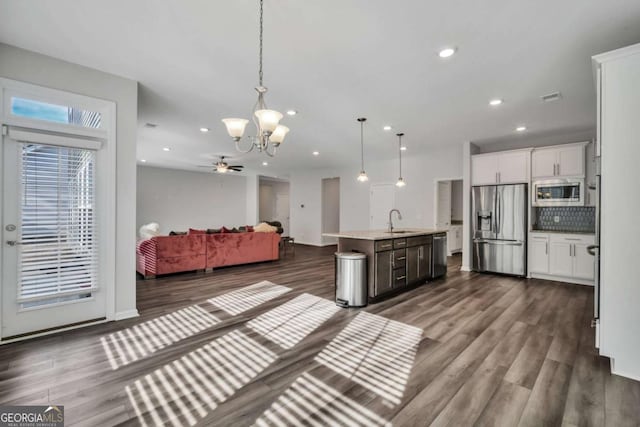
1,245,639,426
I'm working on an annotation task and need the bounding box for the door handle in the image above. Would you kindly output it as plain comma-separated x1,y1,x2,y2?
6,240,22,246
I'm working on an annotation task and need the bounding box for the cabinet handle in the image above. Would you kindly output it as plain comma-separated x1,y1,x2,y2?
396,276,406,281
557,163,560,176
495,172,498,183
397,256,406,261
545,242,548,255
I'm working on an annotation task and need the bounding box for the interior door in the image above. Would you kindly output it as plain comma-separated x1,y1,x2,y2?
370,184,395,230
2,134,106,339
436,181,452,229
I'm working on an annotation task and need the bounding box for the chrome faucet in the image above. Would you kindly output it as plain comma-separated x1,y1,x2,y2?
388,209,403,233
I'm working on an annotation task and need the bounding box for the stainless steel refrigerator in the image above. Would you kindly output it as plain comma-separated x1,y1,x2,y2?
472,184,527,276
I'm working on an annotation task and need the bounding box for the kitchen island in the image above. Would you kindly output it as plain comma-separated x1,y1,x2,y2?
323,229,448,301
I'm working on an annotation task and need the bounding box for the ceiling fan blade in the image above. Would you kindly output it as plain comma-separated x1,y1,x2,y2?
228,165,244,169
229,167,243,171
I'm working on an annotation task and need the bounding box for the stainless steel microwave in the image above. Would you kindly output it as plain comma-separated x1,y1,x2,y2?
533,179,584,206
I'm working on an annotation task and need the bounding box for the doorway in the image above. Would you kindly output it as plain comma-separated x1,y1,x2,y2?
435,178,463,256
258,176,290,235
321,178,340,245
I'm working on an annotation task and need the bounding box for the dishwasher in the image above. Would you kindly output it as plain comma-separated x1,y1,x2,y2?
432,233,447,278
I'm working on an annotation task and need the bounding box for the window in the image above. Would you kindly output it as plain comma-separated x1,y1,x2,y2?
19,143,98,308
11,97,102,129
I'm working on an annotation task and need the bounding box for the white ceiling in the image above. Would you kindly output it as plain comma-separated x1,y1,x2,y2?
1,0,640,175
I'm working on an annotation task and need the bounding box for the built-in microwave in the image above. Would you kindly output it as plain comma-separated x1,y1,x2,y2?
533,179,584,206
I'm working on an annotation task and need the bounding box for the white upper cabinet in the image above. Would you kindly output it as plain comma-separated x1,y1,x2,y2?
532,143,587,179
471,150,530,185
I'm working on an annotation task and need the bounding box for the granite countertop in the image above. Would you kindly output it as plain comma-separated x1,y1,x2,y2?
530,229,595,235
322,228,447,241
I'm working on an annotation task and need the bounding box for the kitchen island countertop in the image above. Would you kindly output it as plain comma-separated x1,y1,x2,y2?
322,228,448,241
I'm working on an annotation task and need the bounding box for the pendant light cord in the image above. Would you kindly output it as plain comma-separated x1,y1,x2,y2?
360,120,365,171
258,0,264,87
398,133,403,178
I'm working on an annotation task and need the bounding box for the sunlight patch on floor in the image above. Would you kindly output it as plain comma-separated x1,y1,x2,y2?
125,329,278,426
100,304,220,370
252,372,391,427
207,281,291,316
246,293,340,349
315,311,422,405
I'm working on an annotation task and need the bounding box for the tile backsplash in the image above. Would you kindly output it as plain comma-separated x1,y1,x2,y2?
533,206,596,233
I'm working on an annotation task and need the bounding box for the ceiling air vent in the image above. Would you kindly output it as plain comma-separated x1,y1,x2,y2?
541,91,562,102
144,123,158,128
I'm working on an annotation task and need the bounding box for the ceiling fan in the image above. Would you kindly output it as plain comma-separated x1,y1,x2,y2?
198,156,244,173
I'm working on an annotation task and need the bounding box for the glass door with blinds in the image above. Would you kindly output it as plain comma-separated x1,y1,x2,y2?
2,132,106,338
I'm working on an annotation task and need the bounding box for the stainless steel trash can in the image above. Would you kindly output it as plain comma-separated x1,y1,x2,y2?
335,252,367,308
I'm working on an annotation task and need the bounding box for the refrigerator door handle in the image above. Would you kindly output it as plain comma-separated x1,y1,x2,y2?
496,191,501,235
474,239,523,246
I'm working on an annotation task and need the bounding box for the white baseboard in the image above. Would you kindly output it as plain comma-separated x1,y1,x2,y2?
460,265,471,272
610,357,640,382
114,309,140,321
530,272,594,287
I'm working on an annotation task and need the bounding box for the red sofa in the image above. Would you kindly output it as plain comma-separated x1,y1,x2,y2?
137,232,280,279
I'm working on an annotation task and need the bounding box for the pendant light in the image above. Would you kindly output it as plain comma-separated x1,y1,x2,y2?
221,0,289,157
357,117,369,182
395,133,406,187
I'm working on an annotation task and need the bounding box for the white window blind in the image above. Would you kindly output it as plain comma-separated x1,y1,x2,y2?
18,143,98,306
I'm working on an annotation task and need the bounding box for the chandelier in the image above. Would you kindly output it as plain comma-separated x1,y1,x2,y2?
221,0,289,157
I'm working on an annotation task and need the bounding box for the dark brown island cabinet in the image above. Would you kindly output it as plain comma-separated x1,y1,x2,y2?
333,230,447,300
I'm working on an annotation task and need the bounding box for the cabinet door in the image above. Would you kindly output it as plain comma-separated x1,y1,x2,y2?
471,155,499,185
455,228,463,251
573,243,595,280
406,247,420,285
529,236,549,274
550,241,573,277
498,151,529,184
532,149,558,179
557,145,584,177
375,251,393,296
418,244,432,282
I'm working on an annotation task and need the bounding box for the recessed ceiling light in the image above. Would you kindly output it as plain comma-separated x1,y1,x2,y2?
312,151,319,156
489,99,503,106
516,126,527,132
286,110,297,116
200,127,209,132
438,47,457,58
262,161,268,166
383,125,392,131
162,147,171,152
400,146,407,151
140,159,147,163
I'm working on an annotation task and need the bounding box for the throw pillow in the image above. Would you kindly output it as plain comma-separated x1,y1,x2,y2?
139,222,160,239
254,222,277,233
169,231,187,236
207,228,221,234
188,228,206,235
220,226,230,233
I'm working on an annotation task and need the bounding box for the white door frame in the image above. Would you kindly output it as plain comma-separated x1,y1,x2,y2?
433,177,462,229
0,78,116,341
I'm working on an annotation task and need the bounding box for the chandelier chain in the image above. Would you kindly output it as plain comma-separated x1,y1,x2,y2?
258,0,264,87
360,121,365,171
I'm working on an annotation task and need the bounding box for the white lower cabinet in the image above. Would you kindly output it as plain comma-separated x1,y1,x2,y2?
529,232,595,285
447,225,462,255
529,234,550,274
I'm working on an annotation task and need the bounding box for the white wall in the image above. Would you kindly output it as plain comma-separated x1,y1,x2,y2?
137,166,248,234
0,43,138,321
321,178,340,245
451,180,463,221
289,144,463,246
